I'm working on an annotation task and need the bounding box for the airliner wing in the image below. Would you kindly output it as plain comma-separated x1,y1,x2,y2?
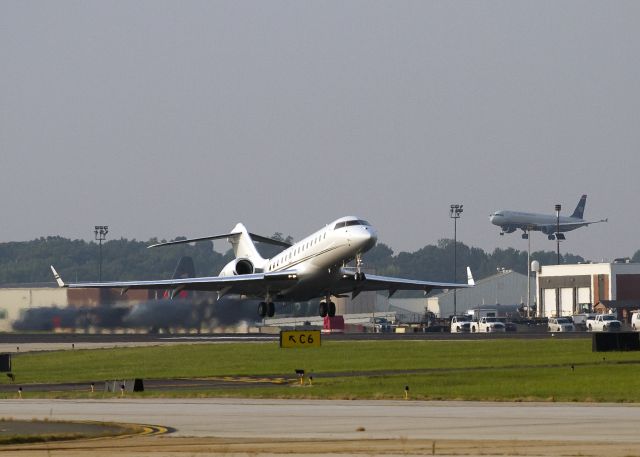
51,266,298,298
561,218,608,228
543,218,608,232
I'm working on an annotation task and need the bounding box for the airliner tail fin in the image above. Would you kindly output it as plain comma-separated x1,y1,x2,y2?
571,194,587,219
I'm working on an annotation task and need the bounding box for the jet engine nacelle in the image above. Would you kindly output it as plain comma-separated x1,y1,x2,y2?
502,226,516,234
220,258,255,277
541,226,554,235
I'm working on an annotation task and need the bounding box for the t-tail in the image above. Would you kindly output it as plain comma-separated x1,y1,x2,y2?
146,223,292,271
571,194,587,219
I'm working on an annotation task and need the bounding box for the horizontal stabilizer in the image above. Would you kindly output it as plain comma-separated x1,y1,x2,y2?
148,231,291,249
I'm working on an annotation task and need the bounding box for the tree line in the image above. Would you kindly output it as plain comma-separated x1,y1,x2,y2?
0,235,638,286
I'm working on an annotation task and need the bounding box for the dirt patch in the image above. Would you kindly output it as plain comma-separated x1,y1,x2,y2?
2,436,640,456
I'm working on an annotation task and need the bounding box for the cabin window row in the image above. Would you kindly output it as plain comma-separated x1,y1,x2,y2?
268,232,327,270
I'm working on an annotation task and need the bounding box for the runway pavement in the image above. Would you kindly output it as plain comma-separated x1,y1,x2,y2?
2,399,640,456
2,398,640,442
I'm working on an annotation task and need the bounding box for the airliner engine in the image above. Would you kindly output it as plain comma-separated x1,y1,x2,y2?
219,258,255,276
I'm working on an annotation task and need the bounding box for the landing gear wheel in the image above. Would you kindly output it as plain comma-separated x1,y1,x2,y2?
319,302,328,318
267,302,275,318
328,301,336,317
258,302,267,318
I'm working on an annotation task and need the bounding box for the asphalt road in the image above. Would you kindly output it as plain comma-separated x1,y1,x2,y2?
0,328,588,349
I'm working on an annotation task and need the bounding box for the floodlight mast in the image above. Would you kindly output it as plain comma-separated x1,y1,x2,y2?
94,225,108,281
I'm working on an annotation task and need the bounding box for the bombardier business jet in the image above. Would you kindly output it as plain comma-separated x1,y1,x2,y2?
489,195,607,240
52,216,473,318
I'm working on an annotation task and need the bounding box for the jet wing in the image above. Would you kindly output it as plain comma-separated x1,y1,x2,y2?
339,267,475,298
51,266,298,298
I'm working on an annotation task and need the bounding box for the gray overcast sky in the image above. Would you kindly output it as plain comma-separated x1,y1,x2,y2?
1,1,639,262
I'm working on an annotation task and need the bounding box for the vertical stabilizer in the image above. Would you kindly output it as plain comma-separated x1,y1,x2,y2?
571,195,587,219
229,223,267,269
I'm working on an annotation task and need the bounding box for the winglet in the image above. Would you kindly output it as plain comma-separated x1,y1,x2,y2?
467,267,475,286
50,266,66,288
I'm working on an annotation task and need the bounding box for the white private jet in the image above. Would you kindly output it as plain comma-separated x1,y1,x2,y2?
51,216,474,318
489,195,607,240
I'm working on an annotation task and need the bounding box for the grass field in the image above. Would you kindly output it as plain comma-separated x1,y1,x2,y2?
3,339,640,401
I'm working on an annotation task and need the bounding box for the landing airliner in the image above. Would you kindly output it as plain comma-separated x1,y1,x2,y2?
52,216,473,318
489,195,607,240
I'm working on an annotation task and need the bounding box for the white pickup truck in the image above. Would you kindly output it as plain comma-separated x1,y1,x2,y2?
586,314,622,332
450,315,472,332
470,316,506,333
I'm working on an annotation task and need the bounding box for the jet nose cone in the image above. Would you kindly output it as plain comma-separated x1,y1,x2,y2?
349,227,378,252
355,226,377,251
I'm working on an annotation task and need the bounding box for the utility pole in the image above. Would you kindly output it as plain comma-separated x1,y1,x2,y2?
450,204,463,316
526,228,531,318
555,204,561,265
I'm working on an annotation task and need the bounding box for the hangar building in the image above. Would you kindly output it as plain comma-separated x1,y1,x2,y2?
390,269,535,319
0,283,67,332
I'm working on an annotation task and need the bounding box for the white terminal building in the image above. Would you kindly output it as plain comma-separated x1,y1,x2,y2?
536,260,640,320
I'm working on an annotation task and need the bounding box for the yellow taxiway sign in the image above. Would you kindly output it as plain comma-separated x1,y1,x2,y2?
279,330,321,348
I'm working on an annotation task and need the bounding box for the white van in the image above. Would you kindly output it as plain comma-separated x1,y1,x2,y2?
631,311,640,331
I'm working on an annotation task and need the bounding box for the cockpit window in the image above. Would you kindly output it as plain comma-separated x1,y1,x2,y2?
334,219,371,230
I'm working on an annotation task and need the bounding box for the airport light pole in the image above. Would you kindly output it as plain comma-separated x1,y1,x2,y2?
94,225,108,282
526,228,531,318
555,204,561,265
450,204,463,316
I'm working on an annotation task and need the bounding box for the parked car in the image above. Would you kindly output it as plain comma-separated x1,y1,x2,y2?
372,317,393,333
450,315,472,333
547,317,575,332
470,317,505,333
631,311,640,331
497,318,518,332
586,314,622,332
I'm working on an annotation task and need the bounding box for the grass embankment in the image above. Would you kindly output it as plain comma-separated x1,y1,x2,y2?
3,339,640,401
0,419,141,445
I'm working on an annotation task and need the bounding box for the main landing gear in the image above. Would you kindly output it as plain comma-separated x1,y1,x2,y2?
319,300,336,318
258,301,275,318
